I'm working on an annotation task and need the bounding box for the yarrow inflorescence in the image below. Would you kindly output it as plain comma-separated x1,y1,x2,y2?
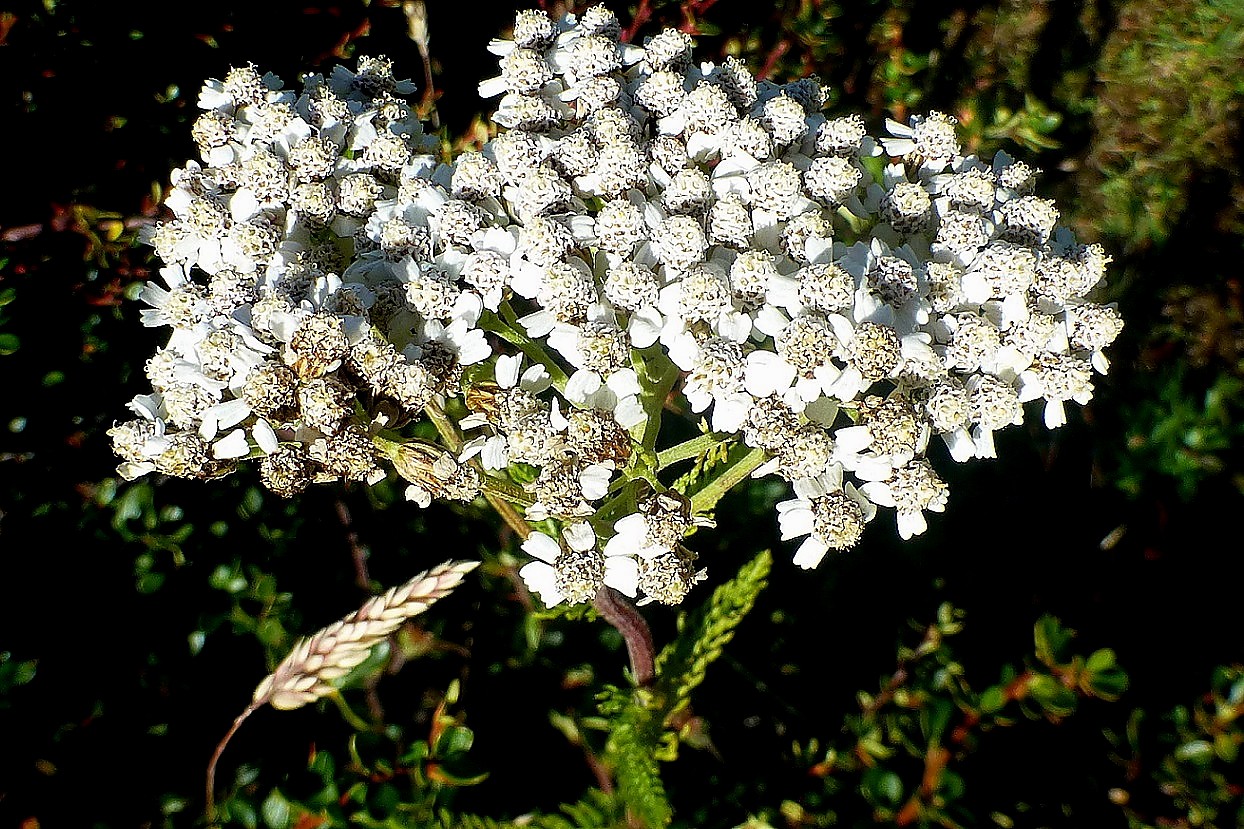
111,5,1122,605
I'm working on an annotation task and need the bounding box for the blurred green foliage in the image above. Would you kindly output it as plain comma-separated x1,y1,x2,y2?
1109,666,1244,829
773,607,1128,828
1,1,1243,827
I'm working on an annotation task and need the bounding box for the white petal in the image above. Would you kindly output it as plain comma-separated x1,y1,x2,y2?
520,363,553,392
565,369,603,404
604,556,639,598
1043,399,1067,429
605,369,641,398
776,501,814,540
477,75,508,99
519,561,564,607
941,427,974,462
859,481,896,508
628,306,663,349
613,396,647,429
744,351,795,397
211,428,250,459
563,522,597,552
252,419,279,454
404,485,433,508
896,509,927,540
710,393,751,434
579,463,615,500
213,398,252,430
521,531,561,564
792,536,830,569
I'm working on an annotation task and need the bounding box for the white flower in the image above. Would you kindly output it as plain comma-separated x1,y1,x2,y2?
114,12,1122,581
519,522,638,607
776,469,876,569
458,354,552,471
858,459,948,540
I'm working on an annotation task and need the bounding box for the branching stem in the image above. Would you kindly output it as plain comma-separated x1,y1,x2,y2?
688,446,768,515
656,432,722,471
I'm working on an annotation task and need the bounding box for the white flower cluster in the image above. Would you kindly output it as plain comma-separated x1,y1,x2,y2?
111,6,1122,607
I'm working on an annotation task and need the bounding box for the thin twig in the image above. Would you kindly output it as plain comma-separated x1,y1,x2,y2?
334,497,371,591
205,703,259,825
404,1,440,128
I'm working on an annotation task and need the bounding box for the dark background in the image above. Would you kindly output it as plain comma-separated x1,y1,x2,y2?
1,1,1242,827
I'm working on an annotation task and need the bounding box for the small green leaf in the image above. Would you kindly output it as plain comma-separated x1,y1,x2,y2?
921,697,954,743
369,782,401,815
1085,648,1116,673
1214,732,1239,763
432,766,489,787
209,564,247,594
940,767,966,800
1083,650,1129,701
1174,739,1214,766
1028,675,1077,717
862,768,903,807
261,789,292,829
308,750,335,778
1033,616,1074,666
136,571,165,594
435,725,475,756
226,797,258,829
255,618,286,648
979,686,1007,714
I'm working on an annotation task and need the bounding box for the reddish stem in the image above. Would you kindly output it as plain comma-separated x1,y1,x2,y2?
593,586,656,686
622,0,652,43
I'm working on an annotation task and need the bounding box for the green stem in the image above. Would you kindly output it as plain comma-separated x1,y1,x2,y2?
423,401,463,453
487,491,534,541
656,432,722,471
480,305,571,391
688,447,769,516
631,344,681,453
592,486,640,529
420,402,535,538
328,691,373,731
481,475,534,508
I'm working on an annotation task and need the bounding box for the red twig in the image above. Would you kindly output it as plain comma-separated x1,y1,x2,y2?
621,0,652,43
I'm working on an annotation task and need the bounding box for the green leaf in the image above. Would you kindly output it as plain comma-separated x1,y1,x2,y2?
261,789,292,829
921,697,954,744
1028,675,1078,718
1174,739,1214,766
979,685,1007,715
226,797,259,829
597,552,773,828
436,725,476,756
1083,649,1129,701
1214,731,1239,763
655,549,771,719
862,767,904,807
1033,616,1074,666
607,705,673,829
